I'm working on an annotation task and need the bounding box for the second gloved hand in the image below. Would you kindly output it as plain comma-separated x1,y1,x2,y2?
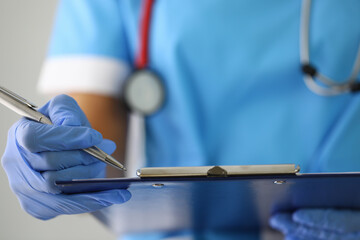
270,208,360,240
1,95,131,220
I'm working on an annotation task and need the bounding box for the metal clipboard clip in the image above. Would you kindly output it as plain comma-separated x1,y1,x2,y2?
137,164,300,178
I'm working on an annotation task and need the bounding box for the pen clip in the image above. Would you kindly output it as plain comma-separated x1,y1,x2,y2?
0,86,37,109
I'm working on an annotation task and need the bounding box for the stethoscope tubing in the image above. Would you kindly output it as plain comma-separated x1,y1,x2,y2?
300,0,360,96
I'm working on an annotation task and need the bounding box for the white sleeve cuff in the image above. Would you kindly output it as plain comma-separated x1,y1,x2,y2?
37,56,131,98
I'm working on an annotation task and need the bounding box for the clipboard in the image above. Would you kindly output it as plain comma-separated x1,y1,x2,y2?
55,164,360,234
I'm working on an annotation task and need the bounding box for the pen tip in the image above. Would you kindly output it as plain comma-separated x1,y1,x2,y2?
104,155,127,171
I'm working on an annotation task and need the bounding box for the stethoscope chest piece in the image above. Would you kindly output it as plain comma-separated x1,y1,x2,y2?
124,69,165,115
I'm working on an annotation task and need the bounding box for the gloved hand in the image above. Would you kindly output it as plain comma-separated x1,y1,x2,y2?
270,208,360,240
1,94,131,220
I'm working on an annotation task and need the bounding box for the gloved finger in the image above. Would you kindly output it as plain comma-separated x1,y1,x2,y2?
26,139,116,171
96,138,116,155
270,213,295,235
293,209,360,233
16,119,102,153
270,213,348,240
6,129,114,194
3,152,49,196
38,94,91,127
20,189,131,220
2,124,50,195
25,150,96,171
270,213,320,239
41,162,106,194
4,149,103,197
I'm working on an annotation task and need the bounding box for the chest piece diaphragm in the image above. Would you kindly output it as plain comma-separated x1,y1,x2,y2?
124,69,165,115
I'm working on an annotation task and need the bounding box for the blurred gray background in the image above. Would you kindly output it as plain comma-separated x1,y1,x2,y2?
0,1,115,239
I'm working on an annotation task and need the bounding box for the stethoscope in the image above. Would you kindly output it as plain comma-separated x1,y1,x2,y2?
300,0,360,96
124,0,360,116
123,0,165,116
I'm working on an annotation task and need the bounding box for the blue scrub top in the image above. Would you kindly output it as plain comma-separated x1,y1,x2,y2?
47,0,360,239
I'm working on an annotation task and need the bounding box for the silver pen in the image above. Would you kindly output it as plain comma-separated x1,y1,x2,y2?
0,86,126,171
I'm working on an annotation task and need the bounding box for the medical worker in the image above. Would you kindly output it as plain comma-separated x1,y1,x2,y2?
2,0,360,239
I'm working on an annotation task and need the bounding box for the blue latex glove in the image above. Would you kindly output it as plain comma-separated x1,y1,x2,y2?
270,208,360,240
1,95,131,220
